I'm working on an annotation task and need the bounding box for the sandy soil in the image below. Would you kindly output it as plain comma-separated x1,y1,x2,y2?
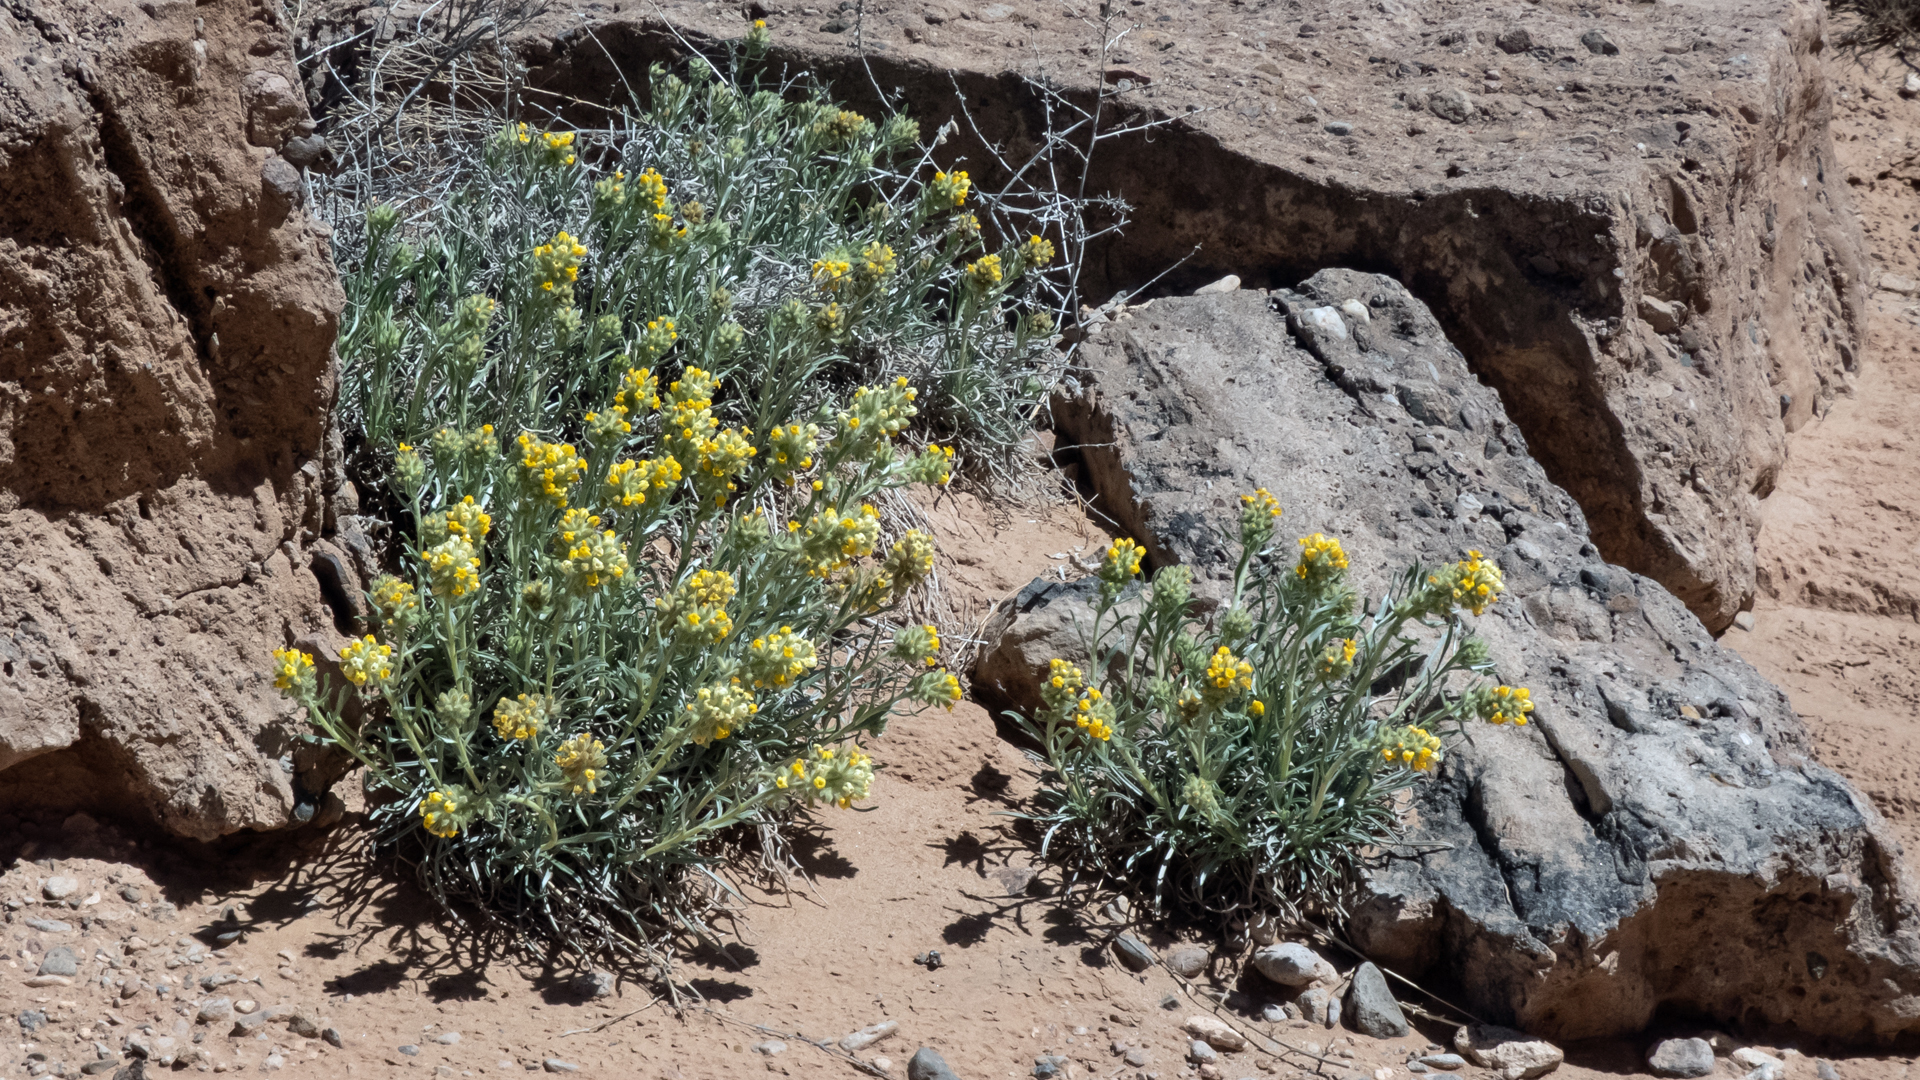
1726,44,1920,861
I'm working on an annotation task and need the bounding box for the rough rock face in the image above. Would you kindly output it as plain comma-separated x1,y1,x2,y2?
0,0,355,838
515,0,1865,633
975,274,1920,1043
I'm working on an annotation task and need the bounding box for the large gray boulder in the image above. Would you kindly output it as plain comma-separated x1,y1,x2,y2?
974,273,1920,1043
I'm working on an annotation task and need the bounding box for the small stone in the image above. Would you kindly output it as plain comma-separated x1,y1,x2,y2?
1732,1050,1783,1072
753,1040,787,1056
435,1031,460,1045
196,999,233,1024
872,1057,893,1075
1194,275,1242,295
1427,88,1474,125
1323,121,1353,136
43,876,79,901
38,946,81,977
1878,273,1918,296
1580,29,1620,55
577,969,615,999
907,1047,961,1080
287,1010,322,1039
233,1000,257,1015
1816,1062,1839,1080
25,918,73,933
1297,987,1332,1025
397,1045,420,1057
1114,935,1158,972
1263,1002,1297,1023
1648,1038,1715,1078
1495,28,1533,53
543,1061,581,1074
19,1009,46,1033
1190,1039,1220,1064
263,1054,284,1071
26,974,73,988
1906,72,1920,96
1455,1024,1564,1080
1252,943,1336,987
841,1020,900,1052
1166,946,1210,979
1125,1048,1150,1067
1409,1064,1430,1073
322,1029,344,1049
1033,1055,1069,1078
1327,997,1342,1029
1732,612,1756,632
1184,1015,1246,1051
1346,963,1410,1038
281,135,327,168
1420,1055,1467,1071
118,885,144,903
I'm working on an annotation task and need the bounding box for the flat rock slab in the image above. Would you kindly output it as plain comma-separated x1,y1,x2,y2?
978,276,1920,1043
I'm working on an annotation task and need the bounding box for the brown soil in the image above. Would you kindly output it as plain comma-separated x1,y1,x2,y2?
1728,43,1920,862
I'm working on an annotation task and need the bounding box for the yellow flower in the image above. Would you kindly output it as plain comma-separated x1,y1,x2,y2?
515,433,586,508
797,505,880,577
964,254,1003,292
1203,645,1253,699
532,230,587,293
1319,637,1358,680
928,169,971,209
1379,725,1443,772
813,108,872,146
606,456,682,508
635,168,669,211
421,495,492,546
1482,685,1533,726
493,693,553,741
858,241,897,284
880,529,937,592
784,745,874,808
422,535,481,598
1249,698,1266,717
538,129,577,167
1435,550,1506,616
1295,533,1349,587
1239,488,1282,548
1020,234,1055,268
369,574,420,631
615,366,661,412
657,568,737,644
908,667,963,710
907,444,955,485
556,510,629,592
837,379,918,452
684,680,757,745
765,422,820,480
554,733,609,797
812,257,854,293
747,627,820,689
270,647,316,698
339,635,394,691
1099,538,1145,595
890,623,942,667
419,787,472,838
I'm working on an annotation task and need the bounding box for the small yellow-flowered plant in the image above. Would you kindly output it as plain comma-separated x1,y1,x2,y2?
891,623,942,667
779,745,874,808
538,130,577,167
606,456,682,508
1099,537,1145,597
837,378,919,451
1379,725,1443,772
812,256,854,293
554,734,609,797
1295,532,1349,588
684,680,757,745
1239,488,1282,547
906,444,955,486
369,574,421,631
1479,685,1533,726
1319,637,1358,680
880,529,937,593
964,254,1003,293
814,108,872,146
533,231,587,293
907,667,963,710
421,495,493,546
1435,550,1505,616
1019,235,1055,269
1203,645,1253,700
493,693,552,741
766,423,819,480
272,647,316,698
747,627,820,689
615,366,661,412
635,168,669,211
858,241,897,284
814,301,849,339
692,426,758,507
419,787,472,838
423,535,481,598
556,509,630,592
657,568,736,643
516,433,587,508
927,168,971,209
339,635,394,692
796,504,881,577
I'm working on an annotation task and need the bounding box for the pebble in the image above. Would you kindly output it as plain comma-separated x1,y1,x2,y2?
38,946,80,978
1420,1054,1467,1071
435,1031,461,1044
752,1040,786,1055
1252,942,1335,987
1816,1062,1840,1080
1647,1038,1715,1078
1263,1002,1296,1023
263,1053,284,1071
1193,275,1242,296
234,1001,257,1015
1033,1055,1070,1078
1324,121,1353,136
577,970,615,999
398,1045,420,1056
1166,946,1210,979
43,877,79,901
1125,1048,1149,1067
196,999,233,1024
1408,1064,1429,1073
840,1019,900,1052
323,1028,344,1049
907,1047,963,1080
1907,72,1920,95
1580,29,1620,55
542,1062,581,1075
18,1009,46,1032
1183,1015,1246,1051
25,975,72,988
1189,1039,1220,1064
872,1056,893,1074
1113,935,1157,972
118,886,143,904
1345,962,1411,1038
24,919,72,933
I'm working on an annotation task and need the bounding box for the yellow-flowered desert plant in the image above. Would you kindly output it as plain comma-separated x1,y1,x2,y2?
1018,493,1536,920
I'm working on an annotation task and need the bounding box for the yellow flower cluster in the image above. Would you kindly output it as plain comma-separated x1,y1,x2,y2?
747,627,820,689
556,509,629,591
1319,637,1358,680
539,129,577,167
691,426,758,508
796,504,881,577
812,257,854,293
593,171,627,212
837,377,919,450
635,168,669,211
1295,533,1349,587
606,456,681,508
650,211,689,250
928,169,971,209
964,254,1003,292
1482,685,1533,726
616,366,661,413
394,443,426,489
422,495,493,546
430,423,497,465
814,109,872,146
1099,537,1145,594
554,733,609,797
859,241,897,283
423,535,481,598
370,574,420,630
532,231,587,293
880,529,937,592
766,422,819,481
907,444,955,486
814,301,848,339
1203,645,1254,697
1020,235,1055,268
339,635,394,690
516,433,586,507
639,318,678,360
661,367,722,471
272,647,316,697
419,787,469,838
658,568,736,643
493,693,553,741
1239,488,1282,547
1436,551,1505,617
684,680,757,745
1379,725,1442,772
891,623,941,667
777,745,875,808
1038,658,1113,740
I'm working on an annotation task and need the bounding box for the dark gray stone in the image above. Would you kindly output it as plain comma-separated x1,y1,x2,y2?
1647,1038,1714,1078
1032,1055,1068,1078
37,946,79,977
1324,121,1354,136
907,1047,963,1080
397,1045,420,1056
19,1009,46,1032
1113,935,1156,972
1345,962,1411,1038
1495,28,1533,53
1165,945,1210,979
1580,29,1620,54
24,918,71,933
986,277,1920,1043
